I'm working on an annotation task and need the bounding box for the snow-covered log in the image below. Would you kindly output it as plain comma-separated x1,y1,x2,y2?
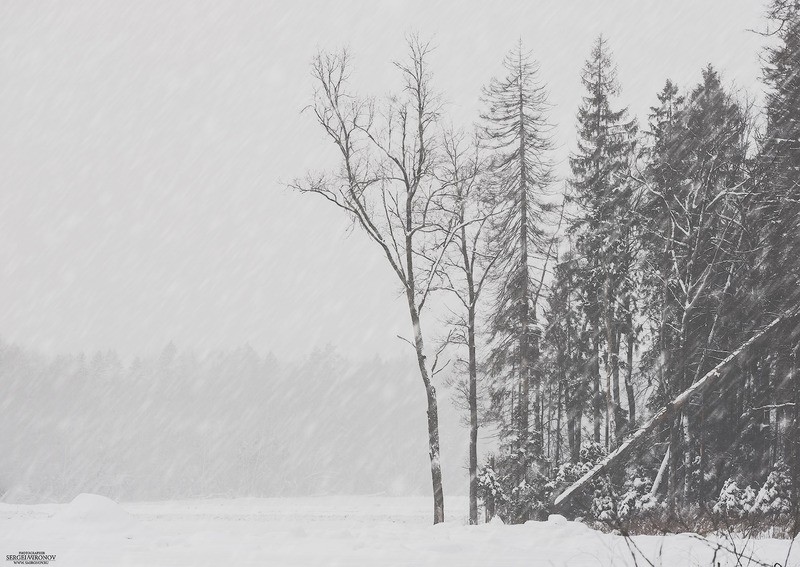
552,309,800,510
650,444,670,497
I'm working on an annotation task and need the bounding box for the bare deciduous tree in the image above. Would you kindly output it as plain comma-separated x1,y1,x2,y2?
291,38,453,524
436,129,501,524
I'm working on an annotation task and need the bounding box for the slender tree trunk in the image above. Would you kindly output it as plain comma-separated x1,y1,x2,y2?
698,390,708,503
575,408,583,463
776,349,791,466
651,444,670,497
678,301,690,508
592,334,602,444
467,304,479,525
668,414,680,514
546,384,552,460
566,385,576,462
676,270,693,503
683,410,693,503
516,59,532,523
555,377,562,468
535,356,543,453
604,275,621,446
453,191,481,525
757,357,772,476
625,299,636,431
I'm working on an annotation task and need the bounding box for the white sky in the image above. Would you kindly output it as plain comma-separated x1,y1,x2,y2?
0,1,770,360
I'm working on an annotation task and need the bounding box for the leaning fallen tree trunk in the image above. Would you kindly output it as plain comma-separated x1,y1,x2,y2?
553,308,800,510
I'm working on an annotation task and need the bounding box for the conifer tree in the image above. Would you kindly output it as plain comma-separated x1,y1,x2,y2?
568,35,637,449
480,41,554,523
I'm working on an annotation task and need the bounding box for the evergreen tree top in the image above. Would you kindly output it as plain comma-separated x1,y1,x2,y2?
569,35,636,222
479,41,554,178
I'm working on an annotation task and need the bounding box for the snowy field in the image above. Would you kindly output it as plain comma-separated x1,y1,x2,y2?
0,494,797,567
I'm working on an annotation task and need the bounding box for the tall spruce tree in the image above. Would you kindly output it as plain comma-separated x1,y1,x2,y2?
568,35,637,449
480,41,554,523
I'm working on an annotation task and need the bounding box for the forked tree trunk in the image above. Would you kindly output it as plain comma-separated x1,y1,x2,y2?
407,297,444,524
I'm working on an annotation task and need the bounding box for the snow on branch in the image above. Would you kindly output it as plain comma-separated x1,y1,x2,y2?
552,306,800,510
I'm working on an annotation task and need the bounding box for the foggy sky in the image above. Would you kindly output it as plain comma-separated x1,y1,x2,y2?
0,1,768,360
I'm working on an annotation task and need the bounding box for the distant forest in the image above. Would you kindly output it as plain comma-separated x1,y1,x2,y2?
293,0,800,534
0,341,465,503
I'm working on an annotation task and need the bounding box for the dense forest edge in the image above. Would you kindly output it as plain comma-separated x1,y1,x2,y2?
291,0,800,536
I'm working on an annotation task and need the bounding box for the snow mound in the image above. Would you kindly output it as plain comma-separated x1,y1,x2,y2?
52,493,138,531
547,514,568,525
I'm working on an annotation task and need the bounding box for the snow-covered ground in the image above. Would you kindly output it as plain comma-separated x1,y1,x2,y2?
1,494,797,566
